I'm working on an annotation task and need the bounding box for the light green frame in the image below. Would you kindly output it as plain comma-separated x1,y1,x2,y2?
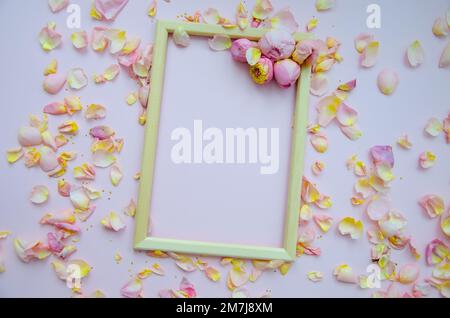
134,20,312,261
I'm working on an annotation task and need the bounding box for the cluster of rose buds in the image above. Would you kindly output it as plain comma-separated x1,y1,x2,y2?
230,29,324,88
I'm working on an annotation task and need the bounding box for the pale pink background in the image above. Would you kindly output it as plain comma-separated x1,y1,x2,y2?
0,0,449,297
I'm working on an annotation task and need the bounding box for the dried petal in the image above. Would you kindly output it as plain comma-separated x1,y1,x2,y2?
432,17,449,37
377,69,399,95
205,267,221,282
14,239,51,263
333,264,357,284
419,151,436,169
338,79,357,92
310,73,328,96
39,22,62,51
91,26,108,52
105,29,127,54
354,33,374,53
313,213,333,233
90,125,115,140
439,42,450,68
173,26,190,47
316,95,342,127
67,68,88,90
70,187,90,211
39,146,59,172
366,195,390,221
123,199,136,217
44,59,58,76
252,0,273,20
378,211,407,237
71,31,88,49
310,133,328,153
397,134,412,149
425,239,448,265
6,147,23,164
311,160,325,175
336,103,358,126
441,209,450,237
148,0,157,17
419,195,445,218
208,34,232,51
74,163,96,181
424,118,443,137
338,217,363,239
245,47,261,66
64,95,83,115
18,126,42,147
110,163,123,186
360,41,379,68
236,1,249,30
43,73,66,94
103,64,120,81
398,263,419,284
340,124,362,141
85,104,106,120
44,102,66,115
307,271,323,282
262,8,299,33
101,212,126,231
121,277,143,298
48,0,69,13
92,0,129,21
407,40,424,67
58,120,79,135
30,185,49,204
316,0,335,11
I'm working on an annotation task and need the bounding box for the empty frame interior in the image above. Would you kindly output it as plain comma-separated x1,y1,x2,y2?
134,21,312,261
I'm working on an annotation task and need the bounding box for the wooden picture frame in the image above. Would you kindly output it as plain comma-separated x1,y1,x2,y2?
134,20,312,261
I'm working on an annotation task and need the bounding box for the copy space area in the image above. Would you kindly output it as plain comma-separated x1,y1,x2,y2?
149,36,297,247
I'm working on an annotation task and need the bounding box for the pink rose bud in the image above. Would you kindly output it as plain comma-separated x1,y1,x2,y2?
258,29,295,61
231,38,257,63
274,59,301,88
249,57,274,85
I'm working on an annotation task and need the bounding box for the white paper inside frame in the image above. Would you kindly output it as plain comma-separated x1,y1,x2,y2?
148,35,297,248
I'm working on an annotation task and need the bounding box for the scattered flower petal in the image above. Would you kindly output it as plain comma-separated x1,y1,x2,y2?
419,195,445,218
419,151,436,169
85,104,106,120
377,69,399,95
338,217,363,239
30,185,49,204
101,212,126,231
48,0,69,13
43,73,66,94
333,264,357,284
208,34,232,51
407,40,424,67
424,118,443,137
121,277,143,298
71,31,88,49
398,263,420,284
439,42,450,68
173,26,190,47
67,68,88,90
360,41,379,68
39,22,62,51
110,163,123,186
